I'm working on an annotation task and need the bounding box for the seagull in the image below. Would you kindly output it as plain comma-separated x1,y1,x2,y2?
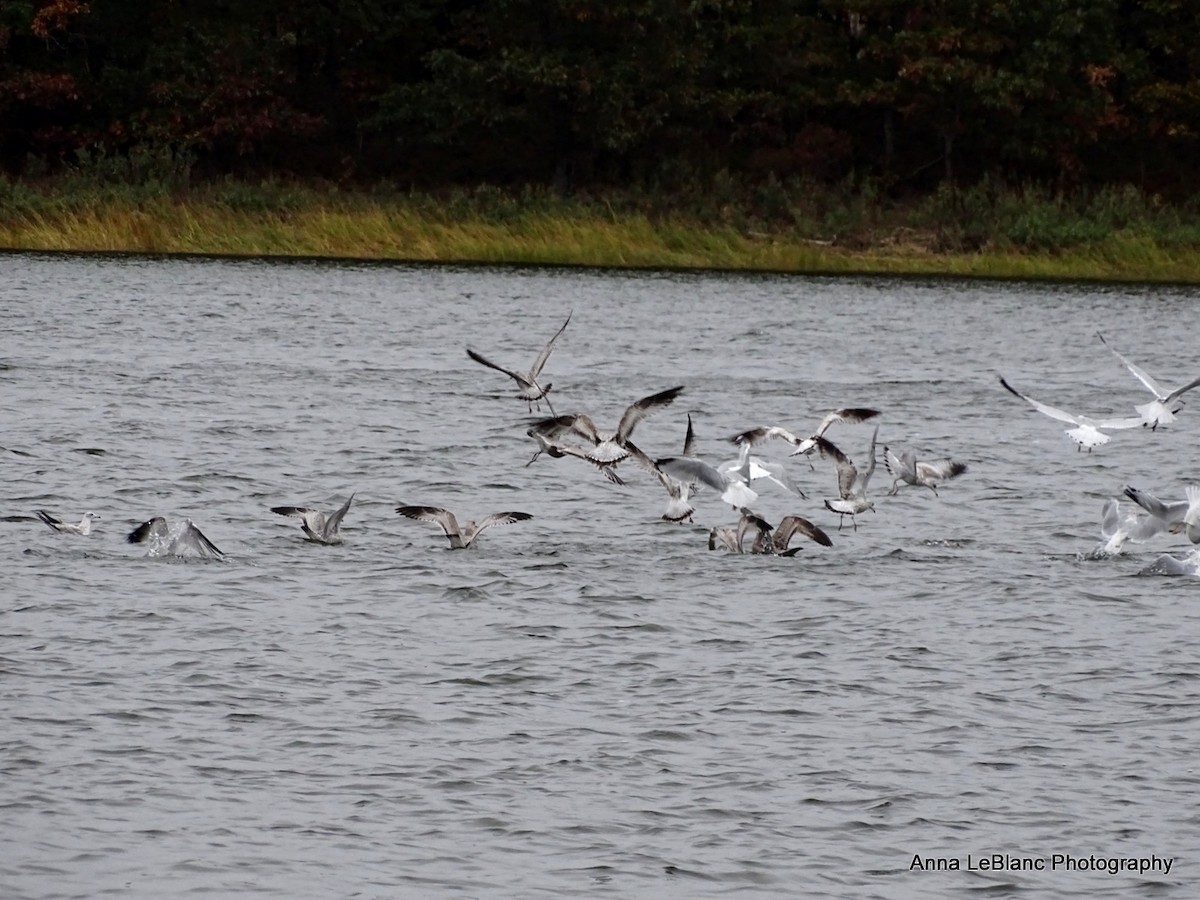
1139,549,1200,577
708,508,832,555
656,453,758,510
718,442,807,499
731,409,881,463
396,505,533,550
270,494,355,544
127,517,225,559
883,447,968,496
551,384,684,473
524,416,625,485
34,510,100,535
1097,332,1200,430
466,312,571,413
816,425,878,530
999,376,1144,451
1094,497,1168,556
1124,485,1200,545
647,414,699,523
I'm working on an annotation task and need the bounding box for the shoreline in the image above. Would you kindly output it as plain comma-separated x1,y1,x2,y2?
2,183,1199,284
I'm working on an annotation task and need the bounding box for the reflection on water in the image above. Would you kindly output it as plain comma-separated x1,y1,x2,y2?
2,254,1198,898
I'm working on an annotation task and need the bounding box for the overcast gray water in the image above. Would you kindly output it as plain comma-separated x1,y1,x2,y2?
2,253,1198,898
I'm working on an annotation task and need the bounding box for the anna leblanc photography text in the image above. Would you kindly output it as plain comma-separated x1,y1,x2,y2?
909,853,1174,875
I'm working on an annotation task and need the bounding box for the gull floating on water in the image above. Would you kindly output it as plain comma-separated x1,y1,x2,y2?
396,505,533,549
816,425,878,530
999,376,1143,451
548,384,684,478
1123,485,1200,544
1139,548,1200,577
466,312,572,413
35,510,100,535
127,517,225,559
271,493,355,544
1097,332,1200,430
883,447,968,496
708,508,832,555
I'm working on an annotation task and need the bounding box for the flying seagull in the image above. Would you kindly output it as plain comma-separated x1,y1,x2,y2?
467,312,571,413
524,416,626,485
646,414,700,523
882,447,968,496
127,517,224,559
656,453,758,510
816,425,878,530
546,384,684,477
731,408,881,464
1097,331,1200,430
271,493,355,544
35,510,100,535
396,505,533,550
999,376,1143,451
718,441,807,499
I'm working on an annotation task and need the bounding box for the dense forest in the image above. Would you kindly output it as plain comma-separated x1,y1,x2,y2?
2,0,1199,198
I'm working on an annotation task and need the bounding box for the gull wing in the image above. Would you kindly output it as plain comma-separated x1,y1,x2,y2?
181,520,224,558
773,515,833,550
656,456,728,494
35,509,65,532
682,413,697,457
857,426,879,493
396,505,461,539
1165,374,1200,404
1123,487,1188,523
882,447,914,482
466,348,531,387
1093,415,1149,430
998,376,1082,426
271,505,316,520
1097,332,1165,398
915,458,967,482
729,425,801,448
326,493,355,533
463,511,534,547
529,312,572,379
614,385,684,442
814,407,881,437
127,517,169,544
812,435,856,498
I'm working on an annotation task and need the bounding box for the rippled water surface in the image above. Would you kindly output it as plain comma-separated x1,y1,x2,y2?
3,254,1198,898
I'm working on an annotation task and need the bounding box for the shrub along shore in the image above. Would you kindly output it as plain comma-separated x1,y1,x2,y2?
2,176,1199,282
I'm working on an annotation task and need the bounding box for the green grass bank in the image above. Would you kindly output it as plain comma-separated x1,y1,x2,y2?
3,173,1199,282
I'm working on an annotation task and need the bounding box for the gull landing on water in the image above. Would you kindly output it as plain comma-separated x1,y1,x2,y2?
1123,485,1200,544
1097,332,1200,430
127,517,225,559
998,376,1143,451
466,312,571,414
524,416,626,485
816,425,878,531
1092,497,1168,557
396,505,532,550
35,510,100,535
271,494,355,544
883,447,968,496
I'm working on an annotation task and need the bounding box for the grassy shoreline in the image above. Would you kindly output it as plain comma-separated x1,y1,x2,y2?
2,178,1199,282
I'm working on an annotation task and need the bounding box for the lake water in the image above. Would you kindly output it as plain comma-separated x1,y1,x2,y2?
2,253,1198,898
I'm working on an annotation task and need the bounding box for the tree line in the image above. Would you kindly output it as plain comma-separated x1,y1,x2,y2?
2,0,1198,197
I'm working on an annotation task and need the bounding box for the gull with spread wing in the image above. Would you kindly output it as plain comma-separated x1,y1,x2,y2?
271,493,355,544
1123,485,1200,544
548,385,684,477
816,425,878,531
1093,497,1168,557
466,312,571,413
999,376,1143,451
396,505,532,550
127,517,225,559
883,447,968,496
1097,332,1200,430
708,508,832,555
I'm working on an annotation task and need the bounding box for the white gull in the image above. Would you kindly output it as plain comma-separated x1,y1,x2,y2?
35,510,100,535
999,376,1143,451
883,447,968,496
127,517,225,559
396,505,532,550
271,493,355,544
1097,331,1200,430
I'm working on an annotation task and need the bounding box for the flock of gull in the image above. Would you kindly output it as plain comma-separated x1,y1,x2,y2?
25,316,1200,573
